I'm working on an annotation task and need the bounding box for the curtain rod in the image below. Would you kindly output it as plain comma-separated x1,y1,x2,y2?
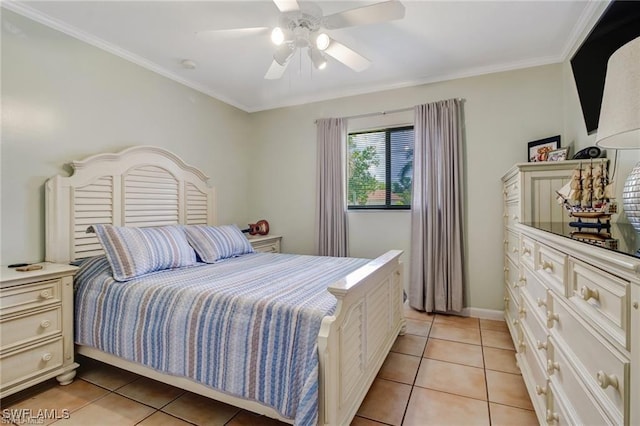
318,98,465,122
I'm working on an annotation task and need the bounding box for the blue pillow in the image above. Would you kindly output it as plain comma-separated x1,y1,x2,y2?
183,224,254,263
92,224,196,282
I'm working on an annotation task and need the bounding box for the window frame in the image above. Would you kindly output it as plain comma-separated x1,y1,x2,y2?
347,125,414,211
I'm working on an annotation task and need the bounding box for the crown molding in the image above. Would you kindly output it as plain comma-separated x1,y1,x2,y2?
561,0,611,61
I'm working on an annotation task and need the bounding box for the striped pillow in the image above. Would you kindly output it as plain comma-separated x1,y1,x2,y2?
184,224,254,263
92,224,197,282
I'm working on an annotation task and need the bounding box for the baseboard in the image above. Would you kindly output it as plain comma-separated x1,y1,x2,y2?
461,307,504,321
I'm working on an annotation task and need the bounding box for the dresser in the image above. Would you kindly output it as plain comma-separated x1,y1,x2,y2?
515,224,638,425
502,162,639,425
0,263,79,398
248,235,282,253
502,161,586,354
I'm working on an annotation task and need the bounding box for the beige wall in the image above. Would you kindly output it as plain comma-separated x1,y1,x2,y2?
1,10,253,264
248,65,564,310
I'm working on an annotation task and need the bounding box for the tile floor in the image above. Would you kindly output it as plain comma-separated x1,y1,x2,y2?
1,306,537,425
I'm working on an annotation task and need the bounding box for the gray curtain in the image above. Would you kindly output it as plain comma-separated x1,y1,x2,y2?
315,118,348,257
409,99,465,313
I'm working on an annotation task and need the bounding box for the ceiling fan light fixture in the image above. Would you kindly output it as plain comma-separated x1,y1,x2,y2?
271,27,285,45
315,32,330,51
274,43,294,65
308,47,327,70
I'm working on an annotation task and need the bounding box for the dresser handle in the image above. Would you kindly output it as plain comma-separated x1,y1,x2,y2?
40,320,51,329
41,353,52,362
547,360,560,374
580,286,600,302
596,371,619,390
535,385,547,395
512,247,519,253
504,266,509,272
546,410,559,423
536,298,547,308
504,296,510,302
522,247,531,255
542,261,554,273
503,213,509,218
39,290,52,299
547,312,559,328
519,306,526,316
512,319,519,326
518,340,526,352
536,340,548,351
503,239,508,245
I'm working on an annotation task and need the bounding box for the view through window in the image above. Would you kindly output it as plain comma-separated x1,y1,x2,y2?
347,126,414,209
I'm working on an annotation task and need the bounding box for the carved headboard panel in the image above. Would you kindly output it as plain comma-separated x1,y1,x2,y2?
45,146,216,263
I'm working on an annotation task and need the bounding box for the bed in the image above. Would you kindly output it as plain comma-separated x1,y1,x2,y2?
45,146,405,425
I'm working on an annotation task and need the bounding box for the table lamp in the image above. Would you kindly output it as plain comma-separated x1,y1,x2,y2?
595,36,640,238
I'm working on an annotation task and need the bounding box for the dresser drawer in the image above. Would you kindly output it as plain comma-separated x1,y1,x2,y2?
548,295,628,421
505,200,520,228
505,229,520,263
1,307,62,351
548,337,619,425
504,286,521,347
504,255,521,292
503,176,520,201
519,321,549,418
520,235,535,271
0,279,61,316
521,267,548,319
520,292,549,367
535,243,566,296
0,338,63,388
568,259,629,349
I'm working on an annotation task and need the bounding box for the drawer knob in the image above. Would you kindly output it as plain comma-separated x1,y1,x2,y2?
546,410,559,422
518,340,526,352
39,290,52,299
536,298,547,308
547,360,560,374
504,266,509,272
535,385,547,395
503,239,508,245
503,296,510,302
41,353,53,362
547,312,559,328
40,320,51,328
518,306,526,316
536,340,548,351
580,286,600,302
503,213,509,218
522,247,531,255
512,319,519,326
542,261,554,273
596,371,619,390
512,247,519,253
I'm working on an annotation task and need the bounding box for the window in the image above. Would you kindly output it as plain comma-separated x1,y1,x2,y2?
347,126,414,209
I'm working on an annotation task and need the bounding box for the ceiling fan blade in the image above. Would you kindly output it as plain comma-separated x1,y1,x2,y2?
322,1,405,29
273,0,299,13
196,27,270,40
264,59,289,80
325,40,371,72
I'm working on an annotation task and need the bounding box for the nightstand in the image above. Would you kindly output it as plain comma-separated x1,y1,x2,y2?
0,263,79,398
248,235,282,253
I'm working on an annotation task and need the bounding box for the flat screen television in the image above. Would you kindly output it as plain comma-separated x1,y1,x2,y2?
571,1,640,135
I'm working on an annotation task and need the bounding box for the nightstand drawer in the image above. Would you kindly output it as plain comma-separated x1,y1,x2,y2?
568,259,629,349
0,338,63,388
1,307,62,351
0,279,61,316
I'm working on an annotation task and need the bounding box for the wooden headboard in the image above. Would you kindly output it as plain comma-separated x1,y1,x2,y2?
45,146,216,263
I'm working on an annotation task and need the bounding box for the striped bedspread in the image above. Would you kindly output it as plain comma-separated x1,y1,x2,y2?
74,253,370,425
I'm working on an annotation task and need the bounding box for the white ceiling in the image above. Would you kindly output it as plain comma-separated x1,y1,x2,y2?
3,1,607,112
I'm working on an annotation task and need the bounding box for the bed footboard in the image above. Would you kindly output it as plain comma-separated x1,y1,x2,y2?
317,250,405,426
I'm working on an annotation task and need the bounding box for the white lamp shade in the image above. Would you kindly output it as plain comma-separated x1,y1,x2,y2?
595,36,640,149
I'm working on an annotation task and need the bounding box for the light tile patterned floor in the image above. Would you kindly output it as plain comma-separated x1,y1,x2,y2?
1,306,537,425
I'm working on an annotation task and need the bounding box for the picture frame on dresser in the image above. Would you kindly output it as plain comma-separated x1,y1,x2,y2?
527,135,561,162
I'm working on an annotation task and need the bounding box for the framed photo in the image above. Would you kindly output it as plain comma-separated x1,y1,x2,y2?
528,135,561,162
546,147,569,162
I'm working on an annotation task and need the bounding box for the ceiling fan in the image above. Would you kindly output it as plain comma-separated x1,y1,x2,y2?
201,0,405,80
